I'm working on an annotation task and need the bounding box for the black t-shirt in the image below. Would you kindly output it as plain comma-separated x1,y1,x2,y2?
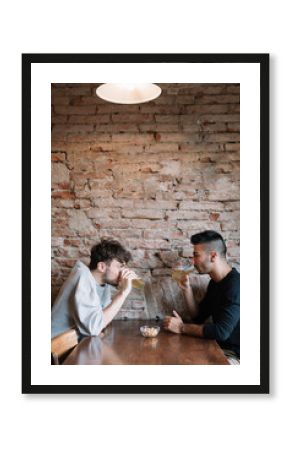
195,268,240,357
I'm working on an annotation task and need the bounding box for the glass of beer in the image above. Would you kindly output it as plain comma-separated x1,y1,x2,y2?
132,278,145,289
171,264,195,282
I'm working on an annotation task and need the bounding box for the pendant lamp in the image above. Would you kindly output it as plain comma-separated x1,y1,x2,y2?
96,83,161,104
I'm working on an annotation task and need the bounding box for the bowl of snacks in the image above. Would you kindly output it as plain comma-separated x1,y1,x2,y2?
140,325,160,338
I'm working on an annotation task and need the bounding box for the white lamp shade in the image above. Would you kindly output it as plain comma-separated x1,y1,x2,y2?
96,83,161,104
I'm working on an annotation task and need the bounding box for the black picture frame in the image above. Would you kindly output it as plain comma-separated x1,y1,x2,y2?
22,53,269,394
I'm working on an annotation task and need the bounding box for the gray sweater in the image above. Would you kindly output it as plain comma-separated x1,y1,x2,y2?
51,261,111,338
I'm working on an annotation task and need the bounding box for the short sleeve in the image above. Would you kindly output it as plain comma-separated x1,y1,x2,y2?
73,274,104,336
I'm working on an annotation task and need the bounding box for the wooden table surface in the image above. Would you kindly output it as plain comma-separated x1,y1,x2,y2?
63,320,229,365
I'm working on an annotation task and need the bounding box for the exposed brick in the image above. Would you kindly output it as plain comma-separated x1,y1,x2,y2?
52,190,75,200
94,219,132,229
130,219,170,229
223,201,240,211
51,162,70,185
226,85,240,94
71,96,100,105
68,210,96,235
185,104,229,114
74,199,91,209
166,210,208,220
155,115,180,124
207,186,240,201
51,152,66,162
86,189,113,199
179,143,221,153
204,133,240,143
195,95,240,105
52,96,70,105
210,212,220,221
199,123,227,132
157,133,196,143
140,123,180,132
221,221,240,231
101,229,142,239
112,113,154,123
51,83,240,317
98,103,141,113
219,211,240,221
160,161,181,176
51,237,64,247
125,238,171,250
122,209,164,219
225,143,240,151
54,105,97,115
87,208,121,219
52,142,91,153
135,200,177,210
63,238,82,246
177,220,222,231
53,87,92,96
153,95,176,105
52,198,75,208
179,201,224,211
143,229,184,240
112,133,155,144
200,113,240,122
144,143,179,153
68,114,110,124
67,133,111,143
52,115,68,124
52,124,94,134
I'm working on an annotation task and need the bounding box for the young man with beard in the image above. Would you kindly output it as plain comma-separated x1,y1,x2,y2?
51,238,137,339
163,230,240,364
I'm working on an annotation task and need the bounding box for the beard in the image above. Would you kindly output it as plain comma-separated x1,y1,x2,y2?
194,260,212,274
103,270,120,287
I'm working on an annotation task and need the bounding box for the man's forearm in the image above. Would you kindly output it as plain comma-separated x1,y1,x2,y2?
102,289,129,329
181,323,204,338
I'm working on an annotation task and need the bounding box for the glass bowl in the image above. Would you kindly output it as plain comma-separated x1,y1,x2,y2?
140,325,160,338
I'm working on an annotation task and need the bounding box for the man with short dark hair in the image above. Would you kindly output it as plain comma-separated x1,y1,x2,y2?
163,230,240,363
51,238,137,339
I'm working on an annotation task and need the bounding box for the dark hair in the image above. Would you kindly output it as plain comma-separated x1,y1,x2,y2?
89,238,132,270
190,230,227,258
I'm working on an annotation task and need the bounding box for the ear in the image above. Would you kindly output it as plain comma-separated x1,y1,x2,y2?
210,251,218,262
97,261,107,273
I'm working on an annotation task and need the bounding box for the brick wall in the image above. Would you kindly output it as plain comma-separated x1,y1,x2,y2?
51,83,240,320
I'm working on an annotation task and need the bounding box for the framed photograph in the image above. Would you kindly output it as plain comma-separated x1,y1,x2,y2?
22,53,269,394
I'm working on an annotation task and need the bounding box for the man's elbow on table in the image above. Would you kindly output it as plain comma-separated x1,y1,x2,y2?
203,323,233,342
75,313,104,337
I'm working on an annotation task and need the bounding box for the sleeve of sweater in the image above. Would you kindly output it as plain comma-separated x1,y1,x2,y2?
73,272,104,336
202,283,240,342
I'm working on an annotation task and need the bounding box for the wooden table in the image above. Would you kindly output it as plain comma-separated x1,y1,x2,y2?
63,320,229,365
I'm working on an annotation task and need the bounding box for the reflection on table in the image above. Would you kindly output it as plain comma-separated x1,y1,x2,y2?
63,320,229,365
